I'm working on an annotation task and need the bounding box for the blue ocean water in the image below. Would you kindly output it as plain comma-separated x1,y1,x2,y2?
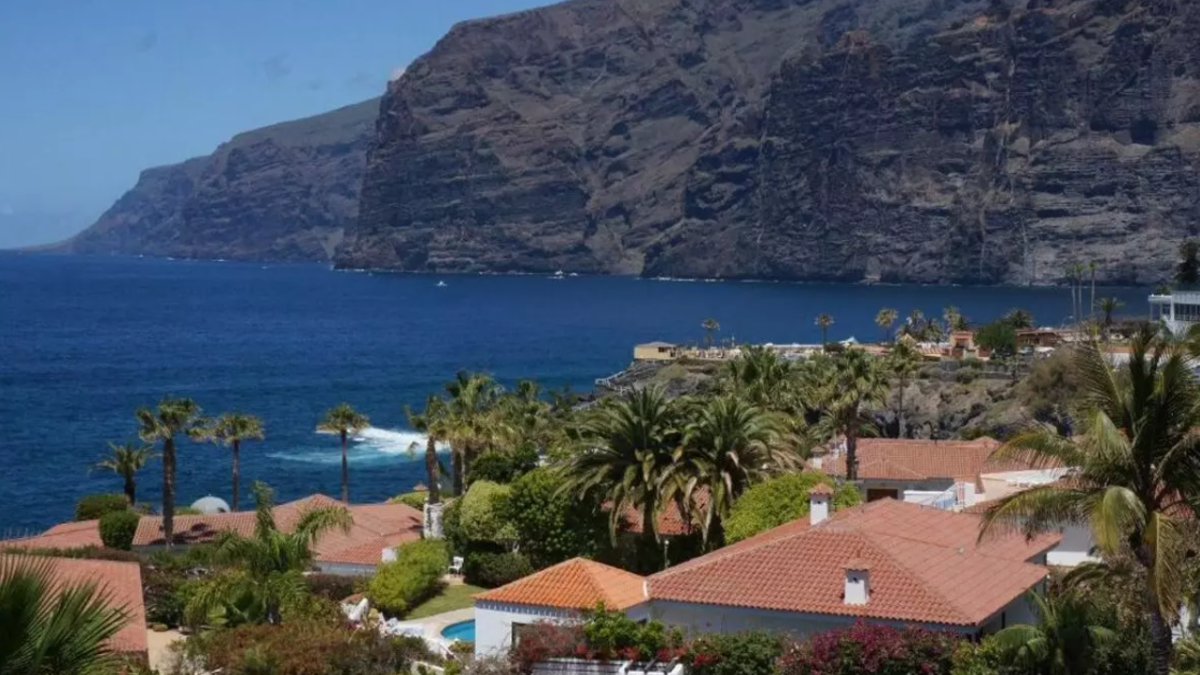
0,253,1151,532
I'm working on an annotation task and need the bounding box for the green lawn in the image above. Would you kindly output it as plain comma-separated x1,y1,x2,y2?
406,583,485,620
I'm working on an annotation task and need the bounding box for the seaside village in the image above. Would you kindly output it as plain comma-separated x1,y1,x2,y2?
10,283,1200,675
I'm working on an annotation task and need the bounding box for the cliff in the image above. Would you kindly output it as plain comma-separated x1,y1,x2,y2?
340,0,1200,284
60,98,379,262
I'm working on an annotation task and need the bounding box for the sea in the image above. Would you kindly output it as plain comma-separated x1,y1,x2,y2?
0,253,1152,532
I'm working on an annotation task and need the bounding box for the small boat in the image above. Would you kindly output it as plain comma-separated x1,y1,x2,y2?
436,281,448,287
551,269,565,279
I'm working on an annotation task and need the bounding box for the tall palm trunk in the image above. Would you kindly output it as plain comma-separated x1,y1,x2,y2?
163,437,176,548
452,446,464,496
1090,269,1096,323
845,422,859,481
123,474,136,506
1135,543,1174,675
821,326,828,346
897,377,907,439
424,436,440,504
642,501,660,573
231,439,241,511
340,431,349,503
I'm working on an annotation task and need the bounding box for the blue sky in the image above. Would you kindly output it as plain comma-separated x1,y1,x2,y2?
0,0,546,247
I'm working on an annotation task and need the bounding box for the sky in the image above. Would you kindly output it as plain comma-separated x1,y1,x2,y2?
0,0,547,248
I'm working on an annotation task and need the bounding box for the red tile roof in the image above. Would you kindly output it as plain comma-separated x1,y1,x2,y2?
814,438,1045,486
648,499,1058,627
1,555,147,654
475,558,648,611
618,490,710,536
9,495,423,568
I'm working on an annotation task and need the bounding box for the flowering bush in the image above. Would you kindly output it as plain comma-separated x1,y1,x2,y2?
777,622,962,675
683,632,784,675
509,622,588,673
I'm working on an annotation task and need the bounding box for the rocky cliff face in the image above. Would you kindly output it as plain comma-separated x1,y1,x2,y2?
62,99,379,262
341,0,1200,284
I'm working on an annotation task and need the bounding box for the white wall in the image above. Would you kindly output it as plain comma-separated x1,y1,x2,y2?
1046,525,1098,567
475,602,650,658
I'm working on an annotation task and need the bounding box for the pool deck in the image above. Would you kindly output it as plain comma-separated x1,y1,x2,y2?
416,607,474,643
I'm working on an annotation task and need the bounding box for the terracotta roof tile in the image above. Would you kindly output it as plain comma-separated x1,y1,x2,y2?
814,438,1046,486
648,499,1058,627
475,558,648,611
1,555,147,654
3,520,104,550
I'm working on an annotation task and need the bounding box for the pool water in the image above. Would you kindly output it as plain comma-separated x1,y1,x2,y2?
441,620,475,642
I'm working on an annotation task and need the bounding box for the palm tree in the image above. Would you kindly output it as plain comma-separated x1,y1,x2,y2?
318,404,369,503
815,313,835,347
875,308,898,343
1177,239,1200,286
816,349,888,481
443,371,503,495
136,397,202,548
1096,297,1124,341
406,396,447,504
903,309,926,340
197,413,264,510
1005,308,1035,330
673,396,802,547
978,328,1200,675
943,306,968,332
992,591,1116,675
91,441,154,506
1088,260,1098,324
558,387,682,571
700,318,721,348
723,345,804,413
887,339,922,438
191,481,352,625
0,555,129,675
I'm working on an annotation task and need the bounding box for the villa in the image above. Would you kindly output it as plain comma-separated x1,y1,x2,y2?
1150,287,1200,334
5,494,424,576
1,554,148,662
471,495,1058,657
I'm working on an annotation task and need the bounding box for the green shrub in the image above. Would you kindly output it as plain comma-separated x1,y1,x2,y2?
305,573,361,601
684,632,784,675
75,493,130,521
368,540,448,616
180,619,434,675
466,447,538,485
175,506,202,516
725,473,860,543
504,468,606,569
389,491,429,509
98,510,140,550
582,604,676,661
463,551,533,588
459,481,518,546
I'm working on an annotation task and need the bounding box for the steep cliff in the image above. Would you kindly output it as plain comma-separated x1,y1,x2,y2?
341,0,1200,284
62,98,379,262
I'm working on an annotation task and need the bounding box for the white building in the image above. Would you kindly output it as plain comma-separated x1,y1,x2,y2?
474,495,1057,656
1149,287,1200,334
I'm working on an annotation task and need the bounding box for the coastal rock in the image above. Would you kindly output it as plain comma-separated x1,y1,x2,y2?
58,99,380,262
341,0,1200,284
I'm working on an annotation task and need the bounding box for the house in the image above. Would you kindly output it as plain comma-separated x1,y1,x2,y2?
810,437,1008,503
1149,287,1200,335
474,497,1057,656
5,495,424,576
633,342,679,362
1015,328,1062,349
474,557,650,656
1,554,148,662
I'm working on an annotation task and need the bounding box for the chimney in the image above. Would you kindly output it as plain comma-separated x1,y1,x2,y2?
809,483,833,525
843,559,871,605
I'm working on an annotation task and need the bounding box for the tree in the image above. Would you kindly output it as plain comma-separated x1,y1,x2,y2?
505,468,605,569
875,308,898,343
458,480,517,547
1005,308,1036,330
991,592,1115,675
1097,297,1124,341
91,441,154,506
198,412,264,510
975,320,1018,357
136,397,202,549
443,371,503,496
1066,263,1085,327
407,396,447,505
0,555,129,675
1177,239,1200,286
701,318,721,348
673,396,803,547
943,305,968,332
318,403,369,503
192,481,352,625
815,313,835,346
1089,260,1098,324
722,345,804,413
816,349,888,481
886,339,922,438
978,328,1200,675
557,387,682,571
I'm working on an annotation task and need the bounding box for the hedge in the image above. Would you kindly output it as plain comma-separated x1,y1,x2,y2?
98,510,140,550
75,493,131,521
464,551,533,589
368,540,448,616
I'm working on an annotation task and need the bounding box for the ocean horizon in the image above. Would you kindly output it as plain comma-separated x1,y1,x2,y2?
0,252,1152,532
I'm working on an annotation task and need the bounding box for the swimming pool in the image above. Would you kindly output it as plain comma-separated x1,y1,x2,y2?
441,619,475,643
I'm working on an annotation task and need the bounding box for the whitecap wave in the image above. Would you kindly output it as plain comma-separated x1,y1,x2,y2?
352,427,448,455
